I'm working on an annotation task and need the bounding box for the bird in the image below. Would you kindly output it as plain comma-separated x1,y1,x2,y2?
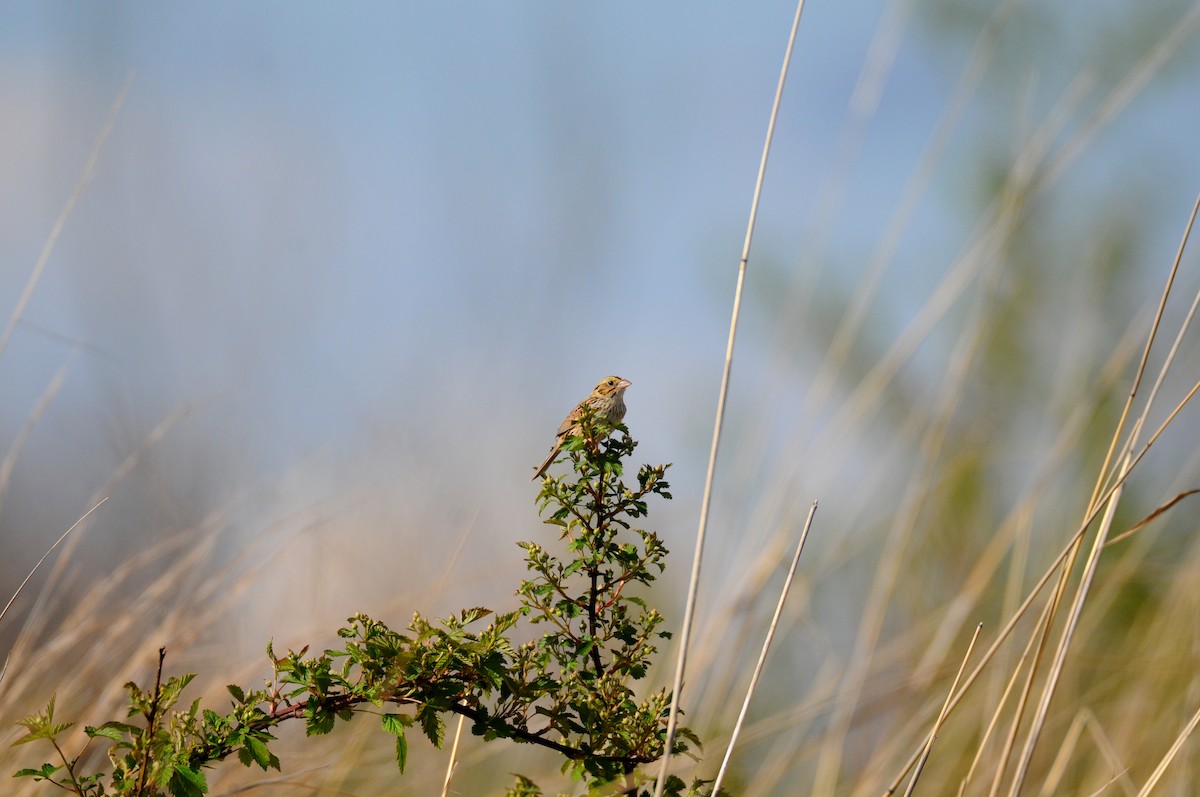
532,376,631,481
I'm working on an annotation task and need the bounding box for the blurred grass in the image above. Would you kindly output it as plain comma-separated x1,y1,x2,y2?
3,3,1200,796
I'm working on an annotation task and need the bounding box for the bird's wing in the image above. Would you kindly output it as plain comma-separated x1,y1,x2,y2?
556,405,583,437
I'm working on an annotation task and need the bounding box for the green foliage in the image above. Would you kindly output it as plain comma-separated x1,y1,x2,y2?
12,418,707,796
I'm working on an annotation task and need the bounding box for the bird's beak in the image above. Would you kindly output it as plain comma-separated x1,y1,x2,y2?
618,378,632,390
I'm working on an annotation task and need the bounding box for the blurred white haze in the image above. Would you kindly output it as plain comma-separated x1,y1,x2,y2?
3,2,1200,794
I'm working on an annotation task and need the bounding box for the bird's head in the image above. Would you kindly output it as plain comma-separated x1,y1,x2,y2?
593,376,632,397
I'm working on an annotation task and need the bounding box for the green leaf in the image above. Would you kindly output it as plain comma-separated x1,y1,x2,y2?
418,707,445,747
395,731,408,774
227,683,246,703
12,695,75,745
168,764,208,797
505,774,543,797
459,606,492,624
305,700,336,736
661,774,687,797
14,763,60,780
380,713,410,736
675,726,703,752
86,722,136,746
10,722,72,746
241,734,280,771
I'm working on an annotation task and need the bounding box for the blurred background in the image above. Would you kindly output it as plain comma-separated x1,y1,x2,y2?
2,1,1200,795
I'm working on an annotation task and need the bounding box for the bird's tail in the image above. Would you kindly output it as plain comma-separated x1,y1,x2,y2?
531,445,561,481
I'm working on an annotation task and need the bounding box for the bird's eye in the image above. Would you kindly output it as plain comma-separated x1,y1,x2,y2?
607,379,615,385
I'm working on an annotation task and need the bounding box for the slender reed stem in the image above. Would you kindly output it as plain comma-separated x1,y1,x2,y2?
0,73,133,363
957,590,1056,797
884,194,1200,794
1007,459,1128,797
1007,193,1200,795
711,502,818,795
652,2,808,794
0,498,110,626
903,624,982,797
1135,701,1200,797
439,714,465,797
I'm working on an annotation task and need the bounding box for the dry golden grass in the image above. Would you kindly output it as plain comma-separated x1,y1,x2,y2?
4,5,1200,797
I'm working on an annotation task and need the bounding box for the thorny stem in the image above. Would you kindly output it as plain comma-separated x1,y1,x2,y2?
259,695,651,765
589,566,604,675
49,738,81,796
588,436,607,676
136,648,167,797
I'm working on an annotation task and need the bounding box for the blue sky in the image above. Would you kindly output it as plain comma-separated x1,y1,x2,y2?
2,1,1198,576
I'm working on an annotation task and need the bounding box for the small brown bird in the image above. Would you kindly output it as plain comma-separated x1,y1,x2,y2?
532,376,632,481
